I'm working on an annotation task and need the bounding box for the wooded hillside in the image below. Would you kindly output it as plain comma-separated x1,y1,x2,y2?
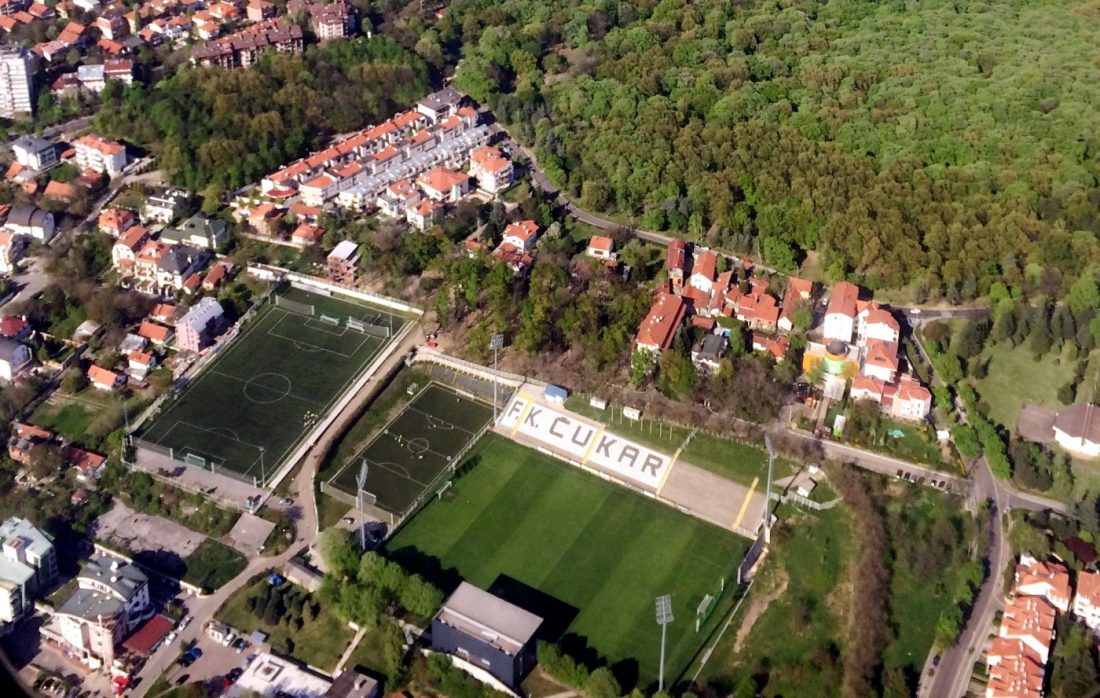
444,0,1100,298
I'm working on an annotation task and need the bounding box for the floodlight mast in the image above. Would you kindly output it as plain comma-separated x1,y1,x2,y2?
655,594,673,692
356,459,369,550
489,333,505,421
764,434,776,545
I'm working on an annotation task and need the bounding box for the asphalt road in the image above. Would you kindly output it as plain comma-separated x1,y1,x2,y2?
0,257,51,312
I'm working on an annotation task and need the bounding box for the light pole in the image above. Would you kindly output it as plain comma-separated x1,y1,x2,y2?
259,447,266,490
489,333,504,421
655,594,673,692
356,459,369,550
764,434,776,544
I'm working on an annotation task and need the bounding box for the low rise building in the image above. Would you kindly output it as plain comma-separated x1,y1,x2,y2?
175,297,224,353
12,136,57,171
73,134,127,177
45,556,152,671
0,337,31,381
1072,570,1100,632
5,204,55,242
234,651,333,697
326,240,359,286
586,236,615,261
431,582,542,689
634,293,687,355
0,517,58,627
468,145,512,194
161,214,228,250
87,364,125,391
691,334,727,375
142,188,190,224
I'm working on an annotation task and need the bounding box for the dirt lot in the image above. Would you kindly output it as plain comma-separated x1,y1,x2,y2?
92,502,206,558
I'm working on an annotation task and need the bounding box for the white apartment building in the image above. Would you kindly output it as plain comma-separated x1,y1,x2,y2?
12,136,57,172
74,134,128,177
0,46,34,119
0,517,59,627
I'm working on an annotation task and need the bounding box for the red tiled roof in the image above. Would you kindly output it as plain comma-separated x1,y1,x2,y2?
692,250,717,282
588,236,614,253
503,219,539,244
87,364,121,387
138,321,172,342
0,316,28,338
667,238,686,273
827,281,859,319
635,293,686,351
43,180,77,201
122,614,174,656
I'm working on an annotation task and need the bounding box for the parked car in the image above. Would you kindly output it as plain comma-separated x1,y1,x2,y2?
232,638,247,653
228,668,243,682
175,674,190,686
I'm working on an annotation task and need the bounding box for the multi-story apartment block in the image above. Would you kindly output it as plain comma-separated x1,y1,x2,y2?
0,517,58,628
0,45,34,118
74,134,127,177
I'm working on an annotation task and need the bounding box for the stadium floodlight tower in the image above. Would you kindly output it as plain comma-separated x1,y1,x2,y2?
489,333,505,420
763,434,776,544
655,594,673,692
356,459,369,551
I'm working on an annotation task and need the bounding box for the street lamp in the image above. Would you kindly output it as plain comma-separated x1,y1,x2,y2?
356,459,369,550
655,594,673,692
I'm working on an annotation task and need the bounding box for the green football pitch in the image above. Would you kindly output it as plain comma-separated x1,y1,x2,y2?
328,383,494,514
137,288,405,483
386,435,748,689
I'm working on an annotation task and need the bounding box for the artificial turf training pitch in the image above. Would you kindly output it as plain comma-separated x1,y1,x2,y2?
137,288,404,483
387,434,748,688
329,383,494,514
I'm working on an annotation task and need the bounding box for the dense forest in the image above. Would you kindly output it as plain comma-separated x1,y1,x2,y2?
94,37,429,198
441,0,1100,298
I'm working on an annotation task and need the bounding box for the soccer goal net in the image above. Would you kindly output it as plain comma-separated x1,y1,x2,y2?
181,451,209,469
347,317,392,338
319,314,342,327
274,296,315,317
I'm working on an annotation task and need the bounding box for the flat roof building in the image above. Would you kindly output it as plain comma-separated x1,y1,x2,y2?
431,582,542,688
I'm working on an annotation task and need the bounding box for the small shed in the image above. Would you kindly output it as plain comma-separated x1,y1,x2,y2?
543,384,568,405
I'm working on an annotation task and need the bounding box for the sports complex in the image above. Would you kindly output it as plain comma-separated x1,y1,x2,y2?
385,434,748,688
135,286,406,487
326,382,495,516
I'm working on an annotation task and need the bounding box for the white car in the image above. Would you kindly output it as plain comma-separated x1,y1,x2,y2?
909,308,922,315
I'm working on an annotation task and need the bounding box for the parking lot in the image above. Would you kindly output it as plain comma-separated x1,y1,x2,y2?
161,627,260,694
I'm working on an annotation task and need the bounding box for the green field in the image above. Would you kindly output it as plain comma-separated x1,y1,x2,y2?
328,383,493,514
973,341,1079,429
137,288,403,483
182,539,247,592
387,435,747,690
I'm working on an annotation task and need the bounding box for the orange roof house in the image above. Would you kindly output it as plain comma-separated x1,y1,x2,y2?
635,293,687,354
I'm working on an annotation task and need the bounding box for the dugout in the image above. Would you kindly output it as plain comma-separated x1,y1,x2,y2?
431,582,543,688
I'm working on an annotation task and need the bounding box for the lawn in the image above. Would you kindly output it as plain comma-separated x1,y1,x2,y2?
387,435,747,691
182,539,247,592
698,505,853,695
681,433,796,487
973,340,1079,429
217,576,355,671
564,396,793,488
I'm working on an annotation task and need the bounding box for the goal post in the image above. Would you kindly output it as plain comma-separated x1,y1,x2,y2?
319,314,342,327
347,317,391,338
274,295,316,317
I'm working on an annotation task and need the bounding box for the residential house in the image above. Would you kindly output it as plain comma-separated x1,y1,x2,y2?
823,281,859,343
161,214,228,249
157,245,211,292
44,556,152,671
73,134,127,176
417,167,470,202
635,293,687,355
999,593,1056,664
246,203,285,237
326,240,359,286
201,260,233,291
468,145,513,194
87,364,125,391
777,277,813,333
416,86,464,122
406,199,442,232
12,136,57,171
850,375,885,404
5,204,55,242
291,223,324,246
0,230,25,274
0,517,58,627
137,321,173,346
1014,556,1071,613
174,297,224,353
1072,570,1100,632
8,422,55,465
98,208,136,237
688,249,718,295
0,316,31,342
43,180,77,203
1052,403,1100,459
882,375,932,421
986,637,1045,698
246,0,274,22
133,239,171,290
861,339,899,383
500,220,539,253
66,446,106,481
149,303,176,324
112,225,150,274
752,332,789,362
586,236,616,261
94,13,128,40
0,338,31,381
142,188,190,224
127,348,155,379
691,334,727,375
857,302,901,344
